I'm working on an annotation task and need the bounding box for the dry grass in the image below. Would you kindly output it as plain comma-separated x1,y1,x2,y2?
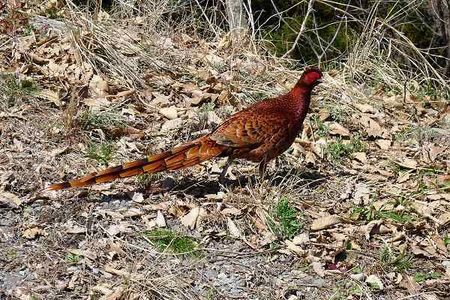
1,0,449,299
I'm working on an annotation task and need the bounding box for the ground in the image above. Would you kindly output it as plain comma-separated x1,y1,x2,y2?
1,2,450,300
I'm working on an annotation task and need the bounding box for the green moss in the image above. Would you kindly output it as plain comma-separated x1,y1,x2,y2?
144,229,200,256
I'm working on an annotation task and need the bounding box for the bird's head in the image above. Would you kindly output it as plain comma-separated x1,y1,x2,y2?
297,66,323,88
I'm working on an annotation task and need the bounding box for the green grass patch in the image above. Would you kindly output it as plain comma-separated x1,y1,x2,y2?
379,245,413,273
326,136,365,161
79,109,125,131
136,173,155,188
144,229,200,256
65,253,81,265
268,197,302,240
329,279,363,300
0,73,40,105
311,115,330,137
394,125,444,144
413,271,442,283
351,206,414,224
86,141,115,164
328,105,350,123
444,235,450,247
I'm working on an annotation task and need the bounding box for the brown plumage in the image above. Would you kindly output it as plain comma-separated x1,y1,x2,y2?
48,67,323,190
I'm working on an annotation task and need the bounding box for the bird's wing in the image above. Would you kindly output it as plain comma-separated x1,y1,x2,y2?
210,110,289,148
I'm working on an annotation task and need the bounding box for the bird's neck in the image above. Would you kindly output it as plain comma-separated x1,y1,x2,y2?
288,85,312,121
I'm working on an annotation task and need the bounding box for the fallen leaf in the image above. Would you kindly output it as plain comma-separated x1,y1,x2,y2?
151,91,171,105
350,273,366,281
311,215,341,231
375,139,391,150
397,157,418,169
353,183,371,205
328,122,350,136
424,144,445,162
89,74,109,97
0,191,22,208
83,97,111,108
155,211,166,227
131,192,144,203
105,286,125,300
161,118,183,132
292,233,309,245
22,227,45,239
312,138,327,158
106,222,132,236
37,89,61,106
397,172,410,183
65,224,86,234
352,152,367,163
69,249,97,260
285,240,305,255
207,111,223,126
311,262,325,277
426,193,450,201
360,116,384,137
438,212,450,225
227,217,241,238
354,103,376,113
221,207,242,216
181,207,200,229
159,106,178,120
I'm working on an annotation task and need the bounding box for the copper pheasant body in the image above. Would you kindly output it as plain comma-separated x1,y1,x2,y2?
48,67,323,190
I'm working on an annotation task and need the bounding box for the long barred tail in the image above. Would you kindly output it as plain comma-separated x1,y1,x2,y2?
47,136,227,190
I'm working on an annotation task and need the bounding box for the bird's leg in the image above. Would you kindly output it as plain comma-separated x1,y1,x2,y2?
258,157,268,180
219,157,233,185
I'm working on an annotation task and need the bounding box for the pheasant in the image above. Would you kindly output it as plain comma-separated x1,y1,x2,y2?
48,67,322,190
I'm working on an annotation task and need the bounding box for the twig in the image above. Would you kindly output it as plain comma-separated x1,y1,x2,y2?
282,0,315,58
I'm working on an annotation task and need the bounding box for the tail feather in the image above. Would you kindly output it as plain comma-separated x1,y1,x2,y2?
48,136,226,190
